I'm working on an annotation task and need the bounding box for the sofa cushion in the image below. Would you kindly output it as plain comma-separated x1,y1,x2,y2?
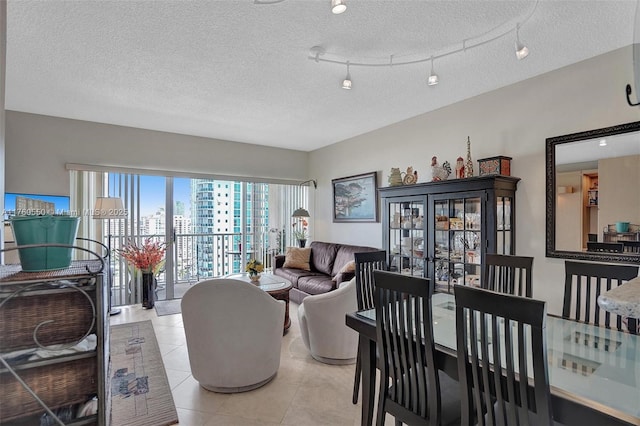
297,275,336,296
273,268,319,287
309,241,339,275
331,245,380,277
332,260,355,282
283,247,311,271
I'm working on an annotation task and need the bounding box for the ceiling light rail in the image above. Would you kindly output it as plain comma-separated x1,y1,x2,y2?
309,0,538,87
254,0,347,14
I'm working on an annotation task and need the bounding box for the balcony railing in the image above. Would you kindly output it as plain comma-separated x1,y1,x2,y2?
110,230,277,306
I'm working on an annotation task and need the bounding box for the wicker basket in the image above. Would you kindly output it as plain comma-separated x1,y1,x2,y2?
0,356,97,422
0,288,95,351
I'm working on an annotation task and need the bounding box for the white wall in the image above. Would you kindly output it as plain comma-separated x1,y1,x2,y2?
599,155,640,229
5,111,309,196
309,46,640,315
555,171,582,251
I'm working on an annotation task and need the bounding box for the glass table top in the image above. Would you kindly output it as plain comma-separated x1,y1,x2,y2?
224,273,291,292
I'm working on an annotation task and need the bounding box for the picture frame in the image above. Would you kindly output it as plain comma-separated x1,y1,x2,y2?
332,171,378,223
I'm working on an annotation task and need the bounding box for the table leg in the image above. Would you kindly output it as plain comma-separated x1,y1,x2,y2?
359,335,376,426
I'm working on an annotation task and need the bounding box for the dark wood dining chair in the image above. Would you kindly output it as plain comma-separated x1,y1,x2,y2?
483,253,533,298
454,284,554,426
352,250,387,404
586,242,623,253
374,270,461,426
563,261,639,333
622,240,640,253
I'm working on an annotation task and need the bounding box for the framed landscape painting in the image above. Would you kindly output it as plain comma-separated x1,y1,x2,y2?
332,172,378,222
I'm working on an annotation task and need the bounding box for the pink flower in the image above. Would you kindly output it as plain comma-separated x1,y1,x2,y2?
117,238,166,274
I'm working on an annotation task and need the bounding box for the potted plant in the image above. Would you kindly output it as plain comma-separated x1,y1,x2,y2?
118,238,166,309
292,219,308,248
245,259,264,282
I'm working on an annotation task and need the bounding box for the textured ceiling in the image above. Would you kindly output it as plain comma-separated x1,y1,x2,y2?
5,0,638,151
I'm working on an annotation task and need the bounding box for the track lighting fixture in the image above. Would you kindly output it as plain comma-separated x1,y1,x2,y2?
342,62,352,90
309,1,538,89
515,23,530,60
427,56,439,86
255,0,346,15
308,0,536,87
331,0,346,14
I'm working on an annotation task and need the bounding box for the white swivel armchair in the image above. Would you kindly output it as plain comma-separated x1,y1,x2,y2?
297,277,359,364
181,278,285,393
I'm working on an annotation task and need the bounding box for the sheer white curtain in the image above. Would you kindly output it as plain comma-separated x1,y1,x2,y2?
70,169,106,260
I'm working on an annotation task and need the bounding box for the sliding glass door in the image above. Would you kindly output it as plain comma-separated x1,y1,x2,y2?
73,170,310,306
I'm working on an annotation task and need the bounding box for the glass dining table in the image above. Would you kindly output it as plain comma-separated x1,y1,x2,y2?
345,292,640,426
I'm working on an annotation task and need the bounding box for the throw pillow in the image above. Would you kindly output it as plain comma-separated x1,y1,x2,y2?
283,247,311,271
332,260,356,282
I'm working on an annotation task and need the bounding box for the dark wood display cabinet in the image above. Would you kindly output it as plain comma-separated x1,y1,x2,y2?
379,175,520,293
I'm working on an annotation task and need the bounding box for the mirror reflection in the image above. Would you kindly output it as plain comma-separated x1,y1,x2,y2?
546,121,640,263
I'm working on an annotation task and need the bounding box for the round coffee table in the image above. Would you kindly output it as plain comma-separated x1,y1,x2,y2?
225,273,293,333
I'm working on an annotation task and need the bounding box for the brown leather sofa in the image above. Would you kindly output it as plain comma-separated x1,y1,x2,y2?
273,241,379,304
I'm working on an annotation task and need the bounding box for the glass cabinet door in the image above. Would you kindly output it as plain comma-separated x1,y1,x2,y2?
388,199,425,277
432,195,482,293
496,195,513,255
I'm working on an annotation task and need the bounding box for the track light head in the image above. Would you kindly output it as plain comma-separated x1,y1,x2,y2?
331,0,346,14
427,56,439,86
342,62,352,90
515,24,529,60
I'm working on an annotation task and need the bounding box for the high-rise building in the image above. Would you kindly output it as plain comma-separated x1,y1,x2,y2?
141,207,165,236
175,200,185,216
15,196,55,216
191,180,269,277
173,214,193,280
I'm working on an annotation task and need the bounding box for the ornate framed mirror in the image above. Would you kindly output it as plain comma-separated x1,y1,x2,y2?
546,120,640,264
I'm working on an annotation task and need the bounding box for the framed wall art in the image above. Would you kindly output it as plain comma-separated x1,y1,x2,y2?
332,171,378,223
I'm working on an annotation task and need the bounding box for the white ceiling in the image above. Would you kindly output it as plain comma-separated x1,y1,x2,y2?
5,0,638,152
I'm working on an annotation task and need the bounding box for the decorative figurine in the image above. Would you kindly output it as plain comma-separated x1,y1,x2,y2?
430,156,451,181
465,136,474,178
455,156,465,178
388,168,403,186
403,166,418,184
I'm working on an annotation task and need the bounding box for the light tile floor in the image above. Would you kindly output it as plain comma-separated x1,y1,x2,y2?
110,301,393,426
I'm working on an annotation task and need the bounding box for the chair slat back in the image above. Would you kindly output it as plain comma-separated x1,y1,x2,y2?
373,270,440,425
562,261,639,331
586,242,624,253
622,240,640,253
454,285,553,426
355,250,387,311
483,254,534,298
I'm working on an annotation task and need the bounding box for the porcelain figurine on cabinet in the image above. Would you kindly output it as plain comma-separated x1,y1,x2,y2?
403,167,418,184
430,156,451,181
455,157,465,178
388,168,403,186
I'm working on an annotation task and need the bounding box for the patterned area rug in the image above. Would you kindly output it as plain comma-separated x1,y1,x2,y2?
110,320,178,426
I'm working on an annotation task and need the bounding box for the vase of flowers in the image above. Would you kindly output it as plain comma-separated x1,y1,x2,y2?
246,259,264,282
118,238,166,309
292,219,308,248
